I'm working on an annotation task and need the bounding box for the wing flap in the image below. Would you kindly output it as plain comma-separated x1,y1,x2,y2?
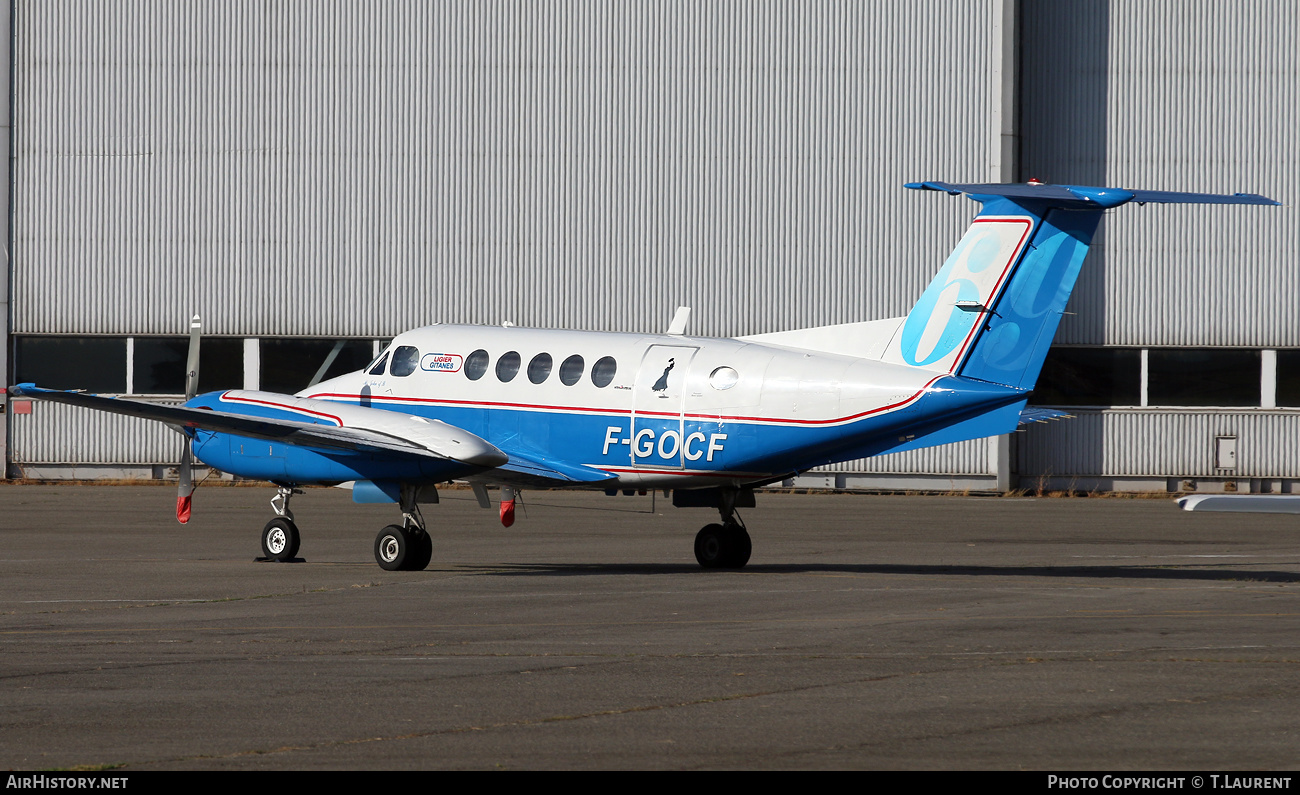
487,449,618,487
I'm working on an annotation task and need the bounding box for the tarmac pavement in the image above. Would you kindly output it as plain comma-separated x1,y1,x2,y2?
2,484,1299,770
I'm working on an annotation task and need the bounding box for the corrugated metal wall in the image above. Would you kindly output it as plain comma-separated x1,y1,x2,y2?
817,439,991,476
1018,410,1300,479
1010,0,1299,488
9,1,1298,485
11,0,992,339
9,400,181,465
1024,0,1299,348
8,0,999,476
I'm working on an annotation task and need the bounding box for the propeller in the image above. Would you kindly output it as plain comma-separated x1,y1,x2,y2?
176,314,201,524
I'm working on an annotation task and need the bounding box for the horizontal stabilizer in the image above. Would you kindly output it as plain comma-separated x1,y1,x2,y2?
1018,407,1073,425
906,181,1280,208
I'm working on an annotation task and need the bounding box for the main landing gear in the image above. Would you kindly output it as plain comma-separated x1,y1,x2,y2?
693,491,752,569
260,487,303,562
258,484,436,571
373,484,434,571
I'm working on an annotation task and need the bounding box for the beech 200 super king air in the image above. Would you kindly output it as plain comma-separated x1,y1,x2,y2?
11,181,1279,571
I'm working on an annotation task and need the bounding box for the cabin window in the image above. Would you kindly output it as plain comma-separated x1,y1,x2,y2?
390,346,420,377
496,351,521,382
591,356,617,388
528,353,553,384
465,349,489,381
559,355,584,386
709,366,739,390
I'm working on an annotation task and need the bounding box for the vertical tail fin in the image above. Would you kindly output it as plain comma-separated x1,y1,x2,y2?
884,181,1278,390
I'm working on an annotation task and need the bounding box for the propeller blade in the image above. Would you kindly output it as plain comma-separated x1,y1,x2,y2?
184,314,201,401
499,486,516,528
176,436,194,524
177,313,201,524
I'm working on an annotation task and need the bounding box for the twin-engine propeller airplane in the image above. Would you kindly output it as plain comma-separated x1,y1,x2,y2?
11,181,1278,571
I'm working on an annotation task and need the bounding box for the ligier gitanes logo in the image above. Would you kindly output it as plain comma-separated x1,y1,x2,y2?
420,353,463,373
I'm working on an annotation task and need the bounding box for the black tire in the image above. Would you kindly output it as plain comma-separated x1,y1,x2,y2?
374,524,410,571
694,523,729,569
725,523,752,568
693,522,752,570
261,517,300,562
406,528,433,571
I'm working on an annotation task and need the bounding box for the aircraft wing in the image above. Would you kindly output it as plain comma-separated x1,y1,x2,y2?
9,383,507,467
486,449,618,487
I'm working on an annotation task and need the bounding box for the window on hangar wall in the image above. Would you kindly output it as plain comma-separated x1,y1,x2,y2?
1032,347,1141,407
260,339,378,394
1147,349,1261,407
1032,346,1268,408
12,336,383,396
133,337,243,394
1277,350,1300,407
13,337,128,392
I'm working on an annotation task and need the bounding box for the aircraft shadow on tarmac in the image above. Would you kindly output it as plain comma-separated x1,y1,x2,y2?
463,562,1300,584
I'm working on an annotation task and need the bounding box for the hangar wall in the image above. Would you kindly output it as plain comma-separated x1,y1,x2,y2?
9,0,992,337
1012,0,1300,492
4,0,1298,492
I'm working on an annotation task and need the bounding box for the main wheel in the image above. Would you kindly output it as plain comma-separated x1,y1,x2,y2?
694,523,752,569
726,523,752,568
406,528,433,571
261,517,300,562
374,524,411,571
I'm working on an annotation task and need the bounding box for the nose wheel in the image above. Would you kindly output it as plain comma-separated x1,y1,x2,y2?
261,517,301,562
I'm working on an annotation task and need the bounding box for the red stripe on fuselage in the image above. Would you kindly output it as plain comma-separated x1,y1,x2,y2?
221,392,345,426
305,376,939,428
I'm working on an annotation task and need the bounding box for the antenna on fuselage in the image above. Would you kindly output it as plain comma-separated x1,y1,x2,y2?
665,306,691,335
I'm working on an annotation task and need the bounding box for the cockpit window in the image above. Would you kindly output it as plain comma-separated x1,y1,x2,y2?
391,346,420,377
496,351,521,382
367,351,390,376
465,349,489,381
591,356,617,388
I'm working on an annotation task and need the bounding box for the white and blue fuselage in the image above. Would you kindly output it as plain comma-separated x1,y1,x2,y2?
189,323,1026,492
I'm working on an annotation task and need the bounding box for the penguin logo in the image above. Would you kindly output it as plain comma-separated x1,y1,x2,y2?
651,358,675,392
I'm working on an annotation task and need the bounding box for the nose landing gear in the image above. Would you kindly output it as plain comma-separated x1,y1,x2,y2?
259,486,303,562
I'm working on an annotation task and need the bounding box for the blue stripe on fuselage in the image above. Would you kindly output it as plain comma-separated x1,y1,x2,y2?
258,377,1024,484
184,378,1023,487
